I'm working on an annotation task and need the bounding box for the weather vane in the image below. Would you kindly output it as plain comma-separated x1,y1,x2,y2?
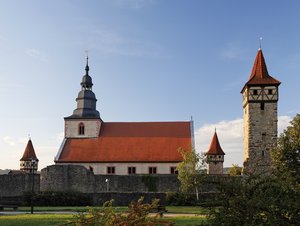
259,37,263,49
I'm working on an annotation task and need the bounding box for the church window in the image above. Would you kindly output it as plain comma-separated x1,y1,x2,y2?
260,103,265,110
107,166,115,174
170,167,178,174
128,167,136,174
78,123,85,135
149,167,157,174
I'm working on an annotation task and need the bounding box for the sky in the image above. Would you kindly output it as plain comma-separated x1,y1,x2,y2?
0,0,299,170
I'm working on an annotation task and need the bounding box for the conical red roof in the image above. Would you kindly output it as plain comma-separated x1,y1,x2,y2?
206,131,225,155
242,49,280,92
20,139,38,161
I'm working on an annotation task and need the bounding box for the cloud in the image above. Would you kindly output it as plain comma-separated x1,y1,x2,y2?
2,136,16,146
25,48,49,63
194,116,292,167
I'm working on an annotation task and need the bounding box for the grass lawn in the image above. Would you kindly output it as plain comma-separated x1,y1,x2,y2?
0,214,74,226
0,214,207,226
18,205,208,214
0,206,208,225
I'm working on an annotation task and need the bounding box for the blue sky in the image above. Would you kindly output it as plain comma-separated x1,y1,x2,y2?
0,0,299,170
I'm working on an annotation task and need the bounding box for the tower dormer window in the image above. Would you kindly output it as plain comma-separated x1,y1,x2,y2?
78,123,85,135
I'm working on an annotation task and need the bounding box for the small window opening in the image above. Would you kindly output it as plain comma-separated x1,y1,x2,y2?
260,103,265,110
253,90,258,95
128,167,136,174
149,167,157,174
268,89,273,95
170,167,178,175
262,150,265,157
107,166,115,174
78,123,85,135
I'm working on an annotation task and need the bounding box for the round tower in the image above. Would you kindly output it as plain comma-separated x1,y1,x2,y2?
241,48,281,174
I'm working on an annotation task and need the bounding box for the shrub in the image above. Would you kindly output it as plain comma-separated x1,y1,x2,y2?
23,191,92,206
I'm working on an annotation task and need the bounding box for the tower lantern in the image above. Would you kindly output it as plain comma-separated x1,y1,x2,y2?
241,48,281,174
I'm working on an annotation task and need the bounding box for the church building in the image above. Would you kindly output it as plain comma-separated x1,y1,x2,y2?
241,48,281,174
55,57,194,175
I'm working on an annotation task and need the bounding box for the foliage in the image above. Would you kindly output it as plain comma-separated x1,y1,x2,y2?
176,148,207,196
23,190,92,206
207,174,300,225
227,164,242,176
62,197,174,226
141,175,158,192
165,192,199,206
271,114,300,188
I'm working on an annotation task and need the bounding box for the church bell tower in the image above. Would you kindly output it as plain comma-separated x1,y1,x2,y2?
64,56,102,138
241,48,281,174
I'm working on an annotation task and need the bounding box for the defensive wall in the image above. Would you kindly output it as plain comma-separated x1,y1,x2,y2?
0,165,220,205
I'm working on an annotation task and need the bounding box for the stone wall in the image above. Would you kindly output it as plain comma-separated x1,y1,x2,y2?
0,174,39,197
40,165,180,193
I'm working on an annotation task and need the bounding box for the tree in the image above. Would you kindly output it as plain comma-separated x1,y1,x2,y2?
207,174,300,225
227,164,242,176
176,148,207,200
207,114,300,225
271,114,300,188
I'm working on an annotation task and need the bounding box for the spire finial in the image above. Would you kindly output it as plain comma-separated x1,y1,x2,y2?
259,37,263,50
85,50,89,74
215,127,217,133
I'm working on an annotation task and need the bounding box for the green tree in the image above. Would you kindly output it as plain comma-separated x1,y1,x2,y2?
227,164,242,176
271,114,300,188
176,148,206,200
207,174,300,225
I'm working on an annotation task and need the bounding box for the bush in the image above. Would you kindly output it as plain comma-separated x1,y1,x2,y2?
23,191,92,206
63,197,174,226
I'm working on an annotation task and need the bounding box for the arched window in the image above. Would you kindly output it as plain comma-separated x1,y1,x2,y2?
78,123,85,135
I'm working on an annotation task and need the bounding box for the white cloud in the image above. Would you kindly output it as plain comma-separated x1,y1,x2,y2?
2,136,16,146
194,116,292,167
25,48,49,63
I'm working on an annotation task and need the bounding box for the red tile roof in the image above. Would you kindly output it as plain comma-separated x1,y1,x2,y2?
206,131,225,155
20,139,38,161
242,49,280,92
56,121,192,163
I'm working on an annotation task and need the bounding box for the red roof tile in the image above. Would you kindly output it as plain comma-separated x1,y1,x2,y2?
206,131,225,155
56,121,192,163
242,49,280,92
20,139,38,161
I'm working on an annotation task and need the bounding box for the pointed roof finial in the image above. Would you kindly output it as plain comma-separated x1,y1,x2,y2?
85,50,89,75
215,127,216,133
259,37,263,50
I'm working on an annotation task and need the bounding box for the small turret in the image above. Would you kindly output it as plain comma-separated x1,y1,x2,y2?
20,138,39,173
206,130,225,174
